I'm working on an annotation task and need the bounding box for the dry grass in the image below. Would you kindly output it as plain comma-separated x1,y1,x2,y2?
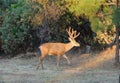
0,45,120,83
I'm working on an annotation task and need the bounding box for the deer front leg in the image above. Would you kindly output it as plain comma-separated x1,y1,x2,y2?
63,54,71,65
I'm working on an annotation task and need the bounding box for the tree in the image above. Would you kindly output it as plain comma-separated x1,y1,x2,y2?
115,25,119,64
113,0,120,64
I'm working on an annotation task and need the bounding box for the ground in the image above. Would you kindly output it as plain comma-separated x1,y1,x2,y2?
0,45,120,83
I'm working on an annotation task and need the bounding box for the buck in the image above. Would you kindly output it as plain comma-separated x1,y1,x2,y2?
36,27,80,69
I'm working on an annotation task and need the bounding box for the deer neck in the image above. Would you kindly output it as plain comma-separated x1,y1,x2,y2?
65,42,74,52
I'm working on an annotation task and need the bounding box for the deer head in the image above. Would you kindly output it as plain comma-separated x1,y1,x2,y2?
66,27,80,46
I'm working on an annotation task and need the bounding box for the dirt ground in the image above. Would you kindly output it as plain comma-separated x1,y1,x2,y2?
0,45,120,83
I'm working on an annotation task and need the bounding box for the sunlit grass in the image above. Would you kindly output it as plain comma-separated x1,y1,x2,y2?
47,45,117,82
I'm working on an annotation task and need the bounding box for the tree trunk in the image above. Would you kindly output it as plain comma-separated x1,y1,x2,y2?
115,26,119,64
115,0,119,64
116,0,119,8
119,74,120,83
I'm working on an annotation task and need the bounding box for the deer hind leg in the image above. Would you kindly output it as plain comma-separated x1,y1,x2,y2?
57,55,61,68
36,55,45,70
63,54,71,65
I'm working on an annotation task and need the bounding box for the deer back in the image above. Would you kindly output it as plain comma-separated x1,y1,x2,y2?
39,42,73,56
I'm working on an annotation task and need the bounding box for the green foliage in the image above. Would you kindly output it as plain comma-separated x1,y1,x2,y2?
0,0,17,8
64,0,105,32
0,0,42,53
112,7,120,26
65,0,102,16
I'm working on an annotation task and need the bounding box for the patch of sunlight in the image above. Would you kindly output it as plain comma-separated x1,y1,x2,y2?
45,45,116,82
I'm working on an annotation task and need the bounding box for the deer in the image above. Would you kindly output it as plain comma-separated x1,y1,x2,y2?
36,27,80,69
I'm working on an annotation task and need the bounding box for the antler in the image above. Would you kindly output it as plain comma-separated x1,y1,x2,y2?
66,27,80,39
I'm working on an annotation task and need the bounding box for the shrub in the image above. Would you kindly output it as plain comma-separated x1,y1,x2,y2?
0,0,42,54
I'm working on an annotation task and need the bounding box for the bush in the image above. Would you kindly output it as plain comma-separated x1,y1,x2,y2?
0,0,42,54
